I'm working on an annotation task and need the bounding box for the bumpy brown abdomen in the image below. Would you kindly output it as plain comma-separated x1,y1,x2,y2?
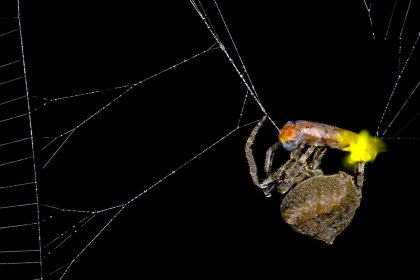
281,172,361,244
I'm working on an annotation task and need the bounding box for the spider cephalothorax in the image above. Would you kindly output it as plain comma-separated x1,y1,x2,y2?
245,116,366,244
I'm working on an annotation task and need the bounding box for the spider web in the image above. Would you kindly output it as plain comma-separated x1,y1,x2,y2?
0,1,419,279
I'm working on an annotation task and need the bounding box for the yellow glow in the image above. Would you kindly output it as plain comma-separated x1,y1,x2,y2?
343,129,387,164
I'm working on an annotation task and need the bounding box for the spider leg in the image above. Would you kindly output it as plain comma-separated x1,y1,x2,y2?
277,173,309,194
290,140,307,161
264,141,281,176
298,138,323,165
260,159,293,196
245,116,267,189
277,140,324,194
309,146,327,171
260,140,307,194
356,161,365,189
261,140,306,188
282,139,317,178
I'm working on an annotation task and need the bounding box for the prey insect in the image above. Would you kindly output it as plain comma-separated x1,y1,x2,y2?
245,116,384,244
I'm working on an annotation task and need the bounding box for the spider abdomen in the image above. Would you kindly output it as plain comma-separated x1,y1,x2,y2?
280,172,361,244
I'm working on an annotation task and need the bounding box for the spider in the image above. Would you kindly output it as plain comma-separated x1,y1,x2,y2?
245,116,366,244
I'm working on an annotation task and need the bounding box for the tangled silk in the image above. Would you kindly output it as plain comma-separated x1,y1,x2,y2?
278,120,387,164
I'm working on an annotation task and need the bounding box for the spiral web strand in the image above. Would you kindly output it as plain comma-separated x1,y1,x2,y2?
0,1,267,278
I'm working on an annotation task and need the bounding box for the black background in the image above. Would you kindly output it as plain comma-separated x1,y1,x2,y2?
1,1,419,279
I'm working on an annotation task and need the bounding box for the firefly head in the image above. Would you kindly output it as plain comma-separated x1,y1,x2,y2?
279,121,298,144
